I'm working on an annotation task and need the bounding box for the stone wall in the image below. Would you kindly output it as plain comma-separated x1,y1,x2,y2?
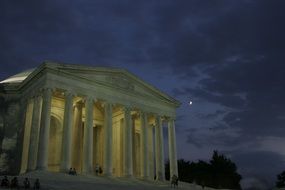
0,91,24,175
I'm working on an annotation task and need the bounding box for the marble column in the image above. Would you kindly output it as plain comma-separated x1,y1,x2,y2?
27,95,42,171
123,107,133,177
36,88,52,170
168,118,178,178
148,124,155,180
82,97,94,174
71,102,83,171
19,97,32,174
155,115,165,181
60,92,74,172
140,111,149,179
103,102,113,176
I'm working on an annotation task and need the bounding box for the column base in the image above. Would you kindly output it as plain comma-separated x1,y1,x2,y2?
26,168,35,173
35,166,48,171
103,173,112,177
59,168,69,173
141,176,149,180
82,168,94,175
124,174,134,178
155,173,165,181
82,172,94,175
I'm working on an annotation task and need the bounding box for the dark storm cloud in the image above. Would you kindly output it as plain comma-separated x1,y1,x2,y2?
0,0,75,78
192,54,285,137
232,150,285,188
170,0,285,71
0,0,148,78
164,0,285,83
171,1,285,140
186,121,241,148
0,0,251,79
197,110,226,120
173,86,246,108
1,0,284,71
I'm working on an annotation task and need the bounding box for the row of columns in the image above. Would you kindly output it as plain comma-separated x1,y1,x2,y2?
26,88,178,180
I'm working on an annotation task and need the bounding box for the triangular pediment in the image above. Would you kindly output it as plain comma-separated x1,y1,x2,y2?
44,63,179,105
17,62,180,106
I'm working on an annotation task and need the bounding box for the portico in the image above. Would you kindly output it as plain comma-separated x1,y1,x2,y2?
2,62,180,180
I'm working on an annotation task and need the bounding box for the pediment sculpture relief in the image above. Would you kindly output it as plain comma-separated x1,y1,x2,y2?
106,76,135,91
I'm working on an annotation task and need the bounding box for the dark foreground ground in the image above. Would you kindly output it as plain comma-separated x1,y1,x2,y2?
1,171,227,190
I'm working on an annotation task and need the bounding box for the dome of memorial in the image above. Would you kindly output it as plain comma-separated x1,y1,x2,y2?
0,69,35,83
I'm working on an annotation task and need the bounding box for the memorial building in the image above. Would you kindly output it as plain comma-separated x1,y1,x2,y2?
0,62,180,180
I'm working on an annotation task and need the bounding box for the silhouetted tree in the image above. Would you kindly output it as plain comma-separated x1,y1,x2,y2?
210,151,242,189
276,170,285,188
165,159,192,181
177,159,192,182
166,150,242,189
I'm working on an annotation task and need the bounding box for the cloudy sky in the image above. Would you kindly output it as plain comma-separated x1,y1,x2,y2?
1,0,285,189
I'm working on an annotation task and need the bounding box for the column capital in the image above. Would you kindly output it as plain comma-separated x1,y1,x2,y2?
64,90,76,97
165,116,176,122
155,113,162,117
29,90,42,98
41,88,53,101
138,111,146,118
151,112,162,119
39,87,53,94
83,96,96,103
20,97,29,106
136,110,143,118
155,114,162,121
123,106,132,113
136,109,143,114
74,101,84,108
135,109,148,116
101,100,114,108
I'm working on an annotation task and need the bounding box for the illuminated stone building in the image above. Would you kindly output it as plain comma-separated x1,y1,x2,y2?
0,62,180,180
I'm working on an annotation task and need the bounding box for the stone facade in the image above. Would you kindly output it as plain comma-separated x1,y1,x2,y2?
0,61,180,180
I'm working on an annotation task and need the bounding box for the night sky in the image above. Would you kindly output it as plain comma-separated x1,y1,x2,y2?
1,1,285,189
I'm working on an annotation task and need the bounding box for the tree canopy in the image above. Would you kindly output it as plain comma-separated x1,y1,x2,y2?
166,150,242,189
276,170,285,188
